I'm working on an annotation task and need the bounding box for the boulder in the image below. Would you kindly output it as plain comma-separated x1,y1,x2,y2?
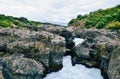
2,54,45,79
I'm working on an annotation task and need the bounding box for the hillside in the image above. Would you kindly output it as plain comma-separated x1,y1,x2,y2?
68,5,120,30
0,14,59,28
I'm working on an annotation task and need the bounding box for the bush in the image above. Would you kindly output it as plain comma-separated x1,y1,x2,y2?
106,21,120,30
0,14,43,28
0,20,12,27
116,11,120,21
96,21,105,29
0,14,5,20
68,19,78,25
77,14,87,20
84,5,120,30
84,20,92,28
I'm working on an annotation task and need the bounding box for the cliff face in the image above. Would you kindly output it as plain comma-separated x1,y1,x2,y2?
0,26,67,79
67,26,120,79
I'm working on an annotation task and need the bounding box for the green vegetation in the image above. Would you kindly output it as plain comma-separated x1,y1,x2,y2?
0,14,43,28
68,5,120,30
0,20,12,27
68,14,87,25
106,21,120,29
69,19,78,25
0,14,58,28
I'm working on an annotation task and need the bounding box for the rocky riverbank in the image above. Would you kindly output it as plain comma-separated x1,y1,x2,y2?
67,26,120,79
0,25,119,79
0,26,67,79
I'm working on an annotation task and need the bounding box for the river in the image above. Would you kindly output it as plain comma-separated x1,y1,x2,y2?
44,38,103,79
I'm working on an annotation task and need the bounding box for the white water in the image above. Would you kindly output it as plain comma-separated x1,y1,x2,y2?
73,38,84,46
44,56,103,79
44,38,103,79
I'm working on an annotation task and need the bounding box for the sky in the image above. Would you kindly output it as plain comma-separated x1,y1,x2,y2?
0,0,120,25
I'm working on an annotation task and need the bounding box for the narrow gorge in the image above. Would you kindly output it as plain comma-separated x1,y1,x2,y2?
0,24,119,79
0,4,120,79
44,38,103,79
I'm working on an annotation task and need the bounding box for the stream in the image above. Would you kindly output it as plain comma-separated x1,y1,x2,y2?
44,38,103,79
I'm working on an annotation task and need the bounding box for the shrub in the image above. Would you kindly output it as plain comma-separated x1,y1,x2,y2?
84,20,91,28
68,4,120,30
96,21,105,29
116,11,120,21
68,19,78,25
106,21,120,30
77,14,87,20
0,20,12,27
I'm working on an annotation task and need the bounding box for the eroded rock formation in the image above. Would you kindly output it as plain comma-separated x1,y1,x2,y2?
69,27,120,79
0,27,66,79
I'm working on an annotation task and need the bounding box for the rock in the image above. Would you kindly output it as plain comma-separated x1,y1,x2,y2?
0,44,6,52
0,70,4,79
107,46,120,79
74,46,91,59
40,25,65,36
56,28,75,51
1,54,45,79
0,27,66,78
71,28,120,79
72,44,99,67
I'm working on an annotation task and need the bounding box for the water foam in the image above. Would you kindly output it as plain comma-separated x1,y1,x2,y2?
44,56,103,79
44,38,103,79
73,38,84,46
